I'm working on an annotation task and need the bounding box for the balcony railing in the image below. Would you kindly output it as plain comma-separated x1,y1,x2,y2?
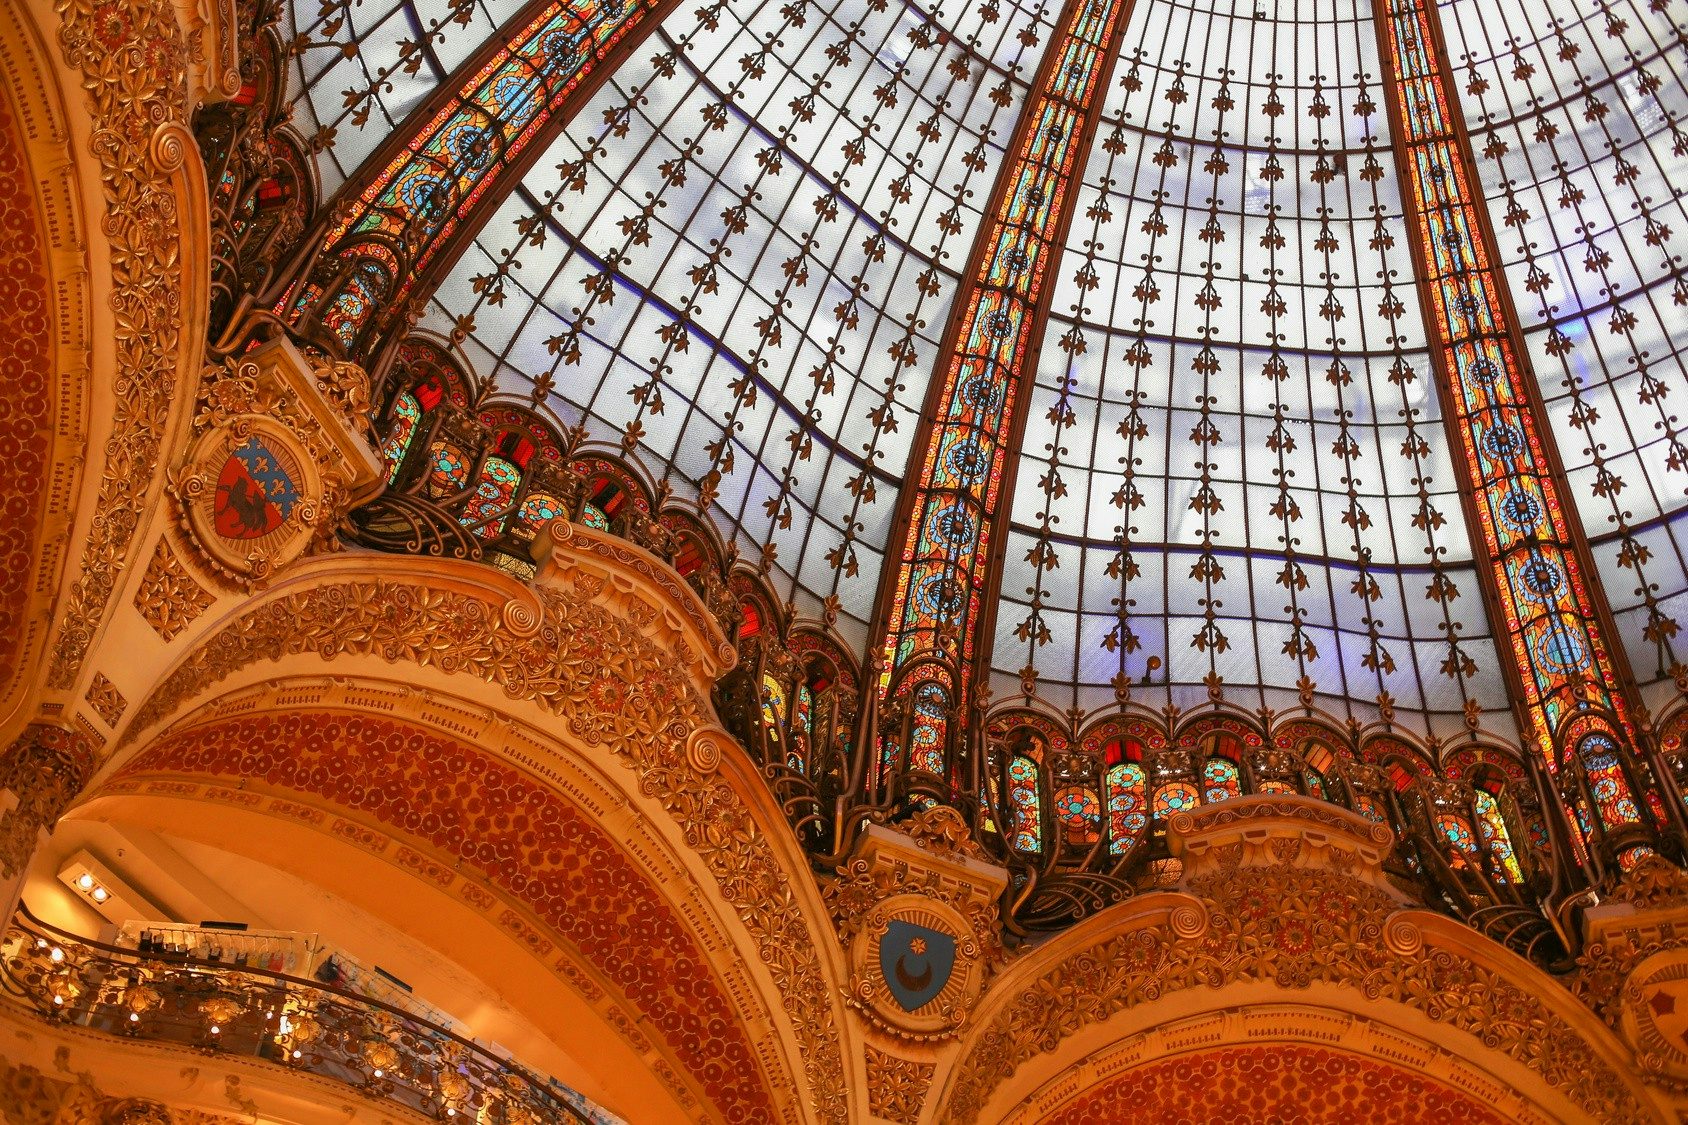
0,908,605,1124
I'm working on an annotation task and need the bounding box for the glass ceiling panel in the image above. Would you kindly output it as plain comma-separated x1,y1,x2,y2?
996,0,1513,737
426,0,1057,648
283,0,537,198
291,0,1685,740
1438,0,1688,692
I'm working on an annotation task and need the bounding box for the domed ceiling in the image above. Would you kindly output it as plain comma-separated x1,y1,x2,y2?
280,0,1688,742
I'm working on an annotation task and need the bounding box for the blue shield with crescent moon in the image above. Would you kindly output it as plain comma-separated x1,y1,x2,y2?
880,920,956,1012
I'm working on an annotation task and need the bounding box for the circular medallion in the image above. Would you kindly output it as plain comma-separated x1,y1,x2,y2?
1497,488,1542,533
849,894,984,1038
178,418,325,583
1517,556,1563,601
1622,950,1688,1079
943,436,989,483
1482,422,1522,460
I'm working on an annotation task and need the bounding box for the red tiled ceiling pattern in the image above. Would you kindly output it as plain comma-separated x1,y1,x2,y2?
0,87,53,700
1044,1042,1515,1124
117,710,777,1120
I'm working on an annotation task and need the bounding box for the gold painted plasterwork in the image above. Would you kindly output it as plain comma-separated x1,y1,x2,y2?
174,342,380,586
132,539,214,642
942,822,1646,1122
0,0,94,731
125,573,848,1121
864,1046,933,1125
0,724,94,878
83,673,125,728
47,0,193,689
1003,1004,1567,1125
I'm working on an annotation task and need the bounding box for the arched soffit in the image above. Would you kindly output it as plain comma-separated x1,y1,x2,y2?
1012,1031,1559,1125
103,550,851,1122
931,886,1652,1123
2,0,210,705
0,0,95,734
80,703,793,1122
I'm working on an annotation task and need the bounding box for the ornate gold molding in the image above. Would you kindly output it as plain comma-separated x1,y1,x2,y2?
123,569,847,1121
864,1045,933,1125
83,673,125,728
169,0,239,103
174,340,380,586
132,538,215,642
827,825,1006,1044
534,518,737,689
1574,853,1688,1092
1004,1009,1567,1125
0,0,93,731
0,723,94,878
940,797,1648,1123
47,0,201,690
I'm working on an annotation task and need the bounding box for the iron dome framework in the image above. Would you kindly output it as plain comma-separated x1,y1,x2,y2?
204,0,1688,947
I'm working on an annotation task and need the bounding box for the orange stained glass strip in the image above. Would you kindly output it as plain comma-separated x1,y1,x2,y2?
873,0,1134,774
1374,0,1644,783
305,0,658,306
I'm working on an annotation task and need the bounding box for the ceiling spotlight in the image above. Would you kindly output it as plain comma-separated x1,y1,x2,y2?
56,852,166,924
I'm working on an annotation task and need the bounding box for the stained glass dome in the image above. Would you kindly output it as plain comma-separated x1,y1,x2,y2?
280,0,1688,746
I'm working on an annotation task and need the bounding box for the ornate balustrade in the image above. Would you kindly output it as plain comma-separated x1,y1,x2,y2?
0,909,602,1124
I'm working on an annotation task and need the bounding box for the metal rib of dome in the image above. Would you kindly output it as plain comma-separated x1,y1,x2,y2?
282,0,1688,742
424,0,1062,652
996,0,1509,735
283,0,538,199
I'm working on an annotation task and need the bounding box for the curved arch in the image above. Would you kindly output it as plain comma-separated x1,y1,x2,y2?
1171,708,1268,750
1076,710,1168,758
931,798,1654,1124
11,0,209,703
0,3,101,733
1362,732,1438,786
81,699,785,1121
985,709,1071,757
1271,715,1357,760
1441,742,1531,783
100,547,849,1120
1002,1014,1567,1124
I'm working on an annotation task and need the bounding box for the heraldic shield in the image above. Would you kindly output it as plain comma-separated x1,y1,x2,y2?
214,436,301,540
880,919,956,1012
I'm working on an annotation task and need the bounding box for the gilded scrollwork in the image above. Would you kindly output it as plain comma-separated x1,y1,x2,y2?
133,539,216,641
0,725,95,879
47,0,191,688
1572,854,1688,1040
898,805,992,865
944,861,1646,1123
125,575,846,1121
864,1045,934,1125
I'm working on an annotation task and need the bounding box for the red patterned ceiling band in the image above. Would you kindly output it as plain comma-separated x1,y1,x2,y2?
1373,0,1662,865
870,0,1136,785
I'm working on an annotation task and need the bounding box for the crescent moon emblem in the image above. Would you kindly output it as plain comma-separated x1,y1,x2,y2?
893,954,933,993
